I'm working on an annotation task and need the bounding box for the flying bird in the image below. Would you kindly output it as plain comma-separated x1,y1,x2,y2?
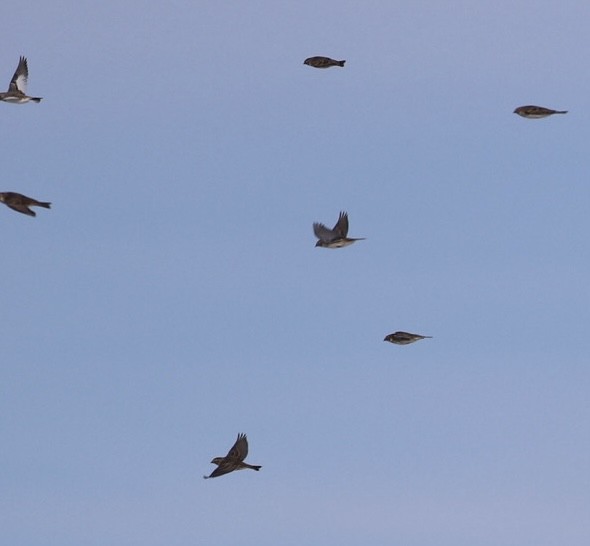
0,192,51,216
384,331,432,345
203,433,261,479
513,105,567,119
304,56,345,69
0,57,42,104
313,211,365,248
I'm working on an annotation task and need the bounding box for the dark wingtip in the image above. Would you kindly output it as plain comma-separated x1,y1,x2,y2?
32,98,42,103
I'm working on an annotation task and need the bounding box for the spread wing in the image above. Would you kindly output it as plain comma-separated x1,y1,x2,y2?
333,211,349,237
224,433,248,462
9,57,29,94
313,222,336,242
205,460,238,479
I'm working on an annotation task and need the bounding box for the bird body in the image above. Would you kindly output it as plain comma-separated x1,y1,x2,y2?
513,105,567,119
313,211,365,248
0,192,51,216
204,433,261,479
304,56,345,69
384,331,432,345
0,57,42,104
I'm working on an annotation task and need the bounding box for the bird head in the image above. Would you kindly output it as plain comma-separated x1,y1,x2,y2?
211,457,224,465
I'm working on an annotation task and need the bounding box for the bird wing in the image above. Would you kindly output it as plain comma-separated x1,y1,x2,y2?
522,106,551,115
333,211,349,237
205,460,239,479
6,204,35,216
313,222,336,242
224,433,248,462
9,57,29,94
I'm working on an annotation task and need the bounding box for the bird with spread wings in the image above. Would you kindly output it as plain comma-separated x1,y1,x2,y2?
203,433,261,479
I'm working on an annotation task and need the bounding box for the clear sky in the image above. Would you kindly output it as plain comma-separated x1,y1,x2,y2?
2,1,590,545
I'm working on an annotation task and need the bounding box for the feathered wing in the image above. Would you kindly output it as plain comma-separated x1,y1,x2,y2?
313,222,336,242
333,211,349,237
224,433,248,462
526,106,554,116
6,204,35,216
9,57,29,93
203,460,236,480
205,460,238,479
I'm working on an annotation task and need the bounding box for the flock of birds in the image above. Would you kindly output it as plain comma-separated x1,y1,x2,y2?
3,53,569,480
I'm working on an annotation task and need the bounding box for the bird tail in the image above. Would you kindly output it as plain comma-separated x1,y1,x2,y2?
337,60,346,67
556,110,567,114
31,97,42,103
249,465,262,471
38,202,51,209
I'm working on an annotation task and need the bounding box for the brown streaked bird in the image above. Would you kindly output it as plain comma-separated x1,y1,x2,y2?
513,105,567,119
384,331,432,345
304,56,345,69
313,211,365,248
203,433,261,479
0,192,51,217
0,57,42,104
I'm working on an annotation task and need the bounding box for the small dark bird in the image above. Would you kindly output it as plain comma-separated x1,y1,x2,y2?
304,56,345,69
313,211,365,248
513,105,567,119
384,331,432,345
0,192,51,216
203,433,261,479
0,57,42,104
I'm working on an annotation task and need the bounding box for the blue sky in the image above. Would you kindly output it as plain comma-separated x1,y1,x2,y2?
2,1,590,545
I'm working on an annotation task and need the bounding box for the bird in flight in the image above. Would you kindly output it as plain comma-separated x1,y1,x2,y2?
0,192,51,216
384,331,432,345
0,57,42,104
304,56,346,69
313,211,365,248
513,105,567,119
203,433,261,479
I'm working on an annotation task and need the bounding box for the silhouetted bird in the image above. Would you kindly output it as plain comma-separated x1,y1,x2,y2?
313,211,365,248
0,192,51,216
513,105,567,119
0,57,42,104
203,433,261,479
304,56,345,69
384,331,432,345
